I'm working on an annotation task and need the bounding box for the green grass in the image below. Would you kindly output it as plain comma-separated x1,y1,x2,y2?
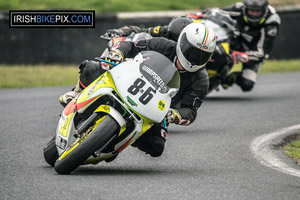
260,60,300,73
1,59,300,89
0,65,79,88
0,0,297,13
283,135,300,165
230,59,300,74
0,0,242,13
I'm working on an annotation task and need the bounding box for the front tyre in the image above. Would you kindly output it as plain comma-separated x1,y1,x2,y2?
54,115,119,174
43,136,59,167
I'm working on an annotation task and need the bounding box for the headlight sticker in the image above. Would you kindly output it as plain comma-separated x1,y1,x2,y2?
158,100,165,111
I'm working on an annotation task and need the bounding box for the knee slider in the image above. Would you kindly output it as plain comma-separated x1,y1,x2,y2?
237,76,255,92
135,135,165,157
149,136,165,157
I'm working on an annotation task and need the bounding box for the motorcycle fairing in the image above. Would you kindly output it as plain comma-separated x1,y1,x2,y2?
56,67,158,163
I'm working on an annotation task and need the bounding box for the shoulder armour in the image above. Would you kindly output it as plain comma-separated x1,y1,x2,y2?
235,2,244,9
268,5,277,14
265,13,281,25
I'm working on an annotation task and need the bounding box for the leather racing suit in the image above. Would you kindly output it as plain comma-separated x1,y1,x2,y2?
221,2,281,91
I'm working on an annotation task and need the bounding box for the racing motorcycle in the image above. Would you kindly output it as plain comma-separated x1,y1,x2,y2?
43,51,180,174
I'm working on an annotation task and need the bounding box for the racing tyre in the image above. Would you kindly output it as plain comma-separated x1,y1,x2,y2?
43,135,59,167
54,115,119,174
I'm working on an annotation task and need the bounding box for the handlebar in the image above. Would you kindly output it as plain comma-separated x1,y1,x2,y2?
100,59,118,66
100,33,112,40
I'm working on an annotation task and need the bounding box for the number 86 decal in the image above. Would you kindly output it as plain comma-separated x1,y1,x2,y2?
127,78,156,105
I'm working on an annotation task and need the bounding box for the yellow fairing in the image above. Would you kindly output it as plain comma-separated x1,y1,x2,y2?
221,42,230,55
207,70,217,78
58,72,116,138
76,72,117,104
59,113,74,137
94,104,110,113
193,19,202,23
58,70,155,162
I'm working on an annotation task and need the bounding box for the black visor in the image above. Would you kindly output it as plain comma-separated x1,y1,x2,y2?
180,33,213,66
246,8,265,20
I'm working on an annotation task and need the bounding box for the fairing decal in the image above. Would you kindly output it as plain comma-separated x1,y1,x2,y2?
64,96,98,116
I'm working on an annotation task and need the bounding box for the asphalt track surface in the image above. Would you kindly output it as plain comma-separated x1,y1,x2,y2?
1,72,300,200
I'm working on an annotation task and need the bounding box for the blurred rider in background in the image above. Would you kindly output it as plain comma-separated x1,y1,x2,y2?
184,0,280,92
219,0,281,91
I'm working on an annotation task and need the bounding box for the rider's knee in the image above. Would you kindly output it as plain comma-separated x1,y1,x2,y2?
133,124,167,157
237,77,255,92
237,68,257,92
149,136,165,157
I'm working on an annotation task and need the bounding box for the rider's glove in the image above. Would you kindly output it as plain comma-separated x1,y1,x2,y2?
104,29,124,39
165,108,182,124
231,51,249,64
102,49,124,70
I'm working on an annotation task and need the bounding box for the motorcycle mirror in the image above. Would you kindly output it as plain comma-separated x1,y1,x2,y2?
168,88,179,98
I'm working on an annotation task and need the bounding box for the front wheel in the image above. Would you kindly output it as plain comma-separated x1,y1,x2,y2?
54,115,119,174
43,136,59,167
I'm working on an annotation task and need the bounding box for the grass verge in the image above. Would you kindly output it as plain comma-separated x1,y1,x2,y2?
0,65,79,88
1,59,300,88
283,135,300,165
230,59,300,74
0,0,298,13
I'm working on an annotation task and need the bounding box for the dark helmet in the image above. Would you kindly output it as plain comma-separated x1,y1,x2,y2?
243,0,269,26
168,16,193,41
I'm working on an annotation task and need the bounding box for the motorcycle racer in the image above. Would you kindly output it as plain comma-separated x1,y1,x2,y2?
219,0,281,91
60,23,216,157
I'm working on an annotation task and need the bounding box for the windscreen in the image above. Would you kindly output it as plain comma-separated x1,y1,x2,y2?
139,51,180,93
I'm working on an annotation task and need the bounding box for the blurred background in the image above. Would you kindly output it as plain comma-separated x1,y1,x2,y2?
1,0,300,64
0,0,300,87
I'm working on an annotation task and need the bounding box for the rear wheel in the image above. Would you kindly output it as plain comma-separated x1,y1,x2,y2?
54,115,119,174
43,136,59,167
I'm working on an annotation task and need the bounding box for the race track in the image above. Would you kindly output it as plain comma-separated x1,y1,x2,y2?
1,72,300,200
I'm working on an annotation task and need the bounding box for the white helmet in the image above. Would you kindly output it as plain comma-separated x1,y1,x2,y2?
176,23,216,72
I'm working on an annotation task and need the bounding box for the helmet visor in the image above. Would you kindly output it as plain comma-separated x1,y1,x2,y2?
246,9,265,20
179,33,213,67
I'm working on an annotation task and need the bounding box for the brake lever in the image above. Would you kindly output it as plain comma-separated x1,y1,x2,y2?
100,33,112,40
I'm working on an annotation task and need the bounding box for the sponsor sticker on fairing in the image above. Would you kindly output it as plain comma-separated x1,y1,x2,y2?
140,65,168,92
158,100,166,111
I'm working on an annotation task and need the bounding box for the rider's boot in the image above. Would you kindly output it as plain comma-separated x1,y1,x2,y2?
131,123,167,157
105,153,119,163
59,81,81,107
221,72,240,89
